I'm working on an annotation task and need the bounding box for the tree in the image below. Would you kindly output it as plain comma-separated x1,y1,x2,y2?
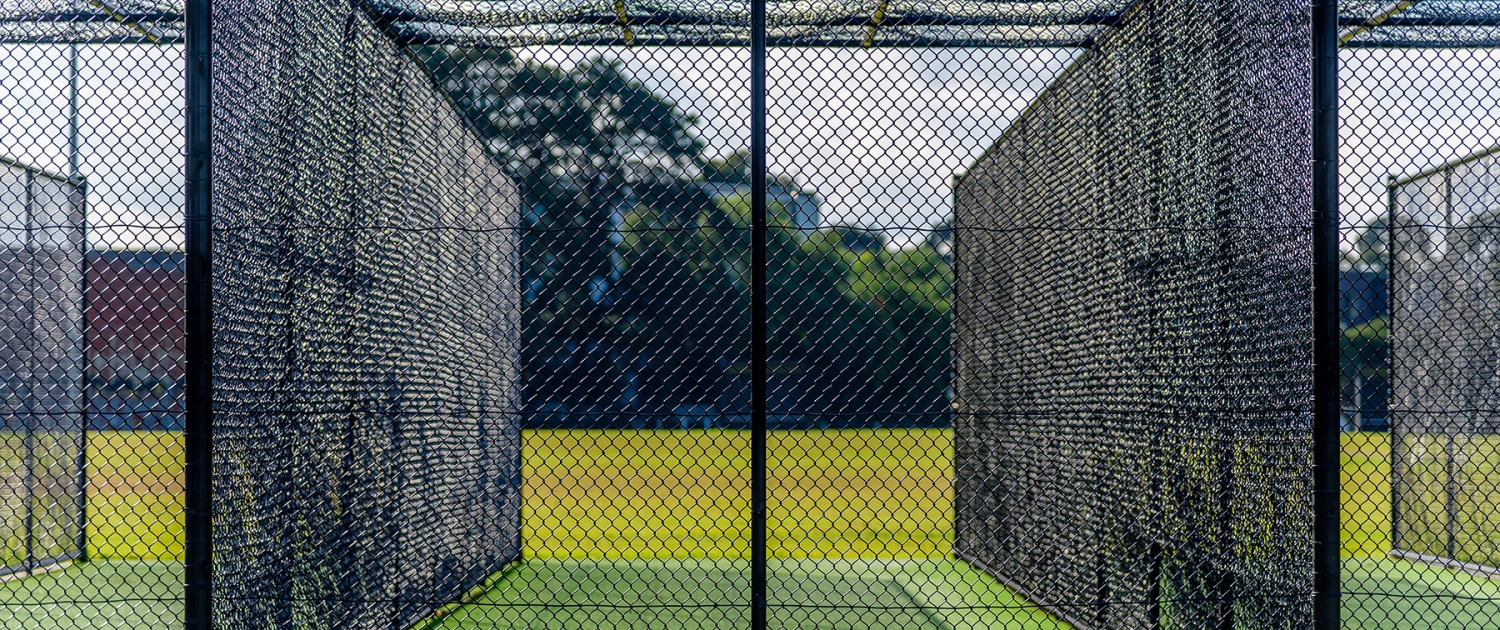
422,49,955,428
1345,217,1387,271
421,49,706,422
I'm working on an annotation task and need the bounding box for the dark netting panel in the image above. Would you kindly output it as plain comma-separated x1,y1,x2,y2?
0,158,85,576
1389,148,1500,572
210,0,522,626
952,0,1312,627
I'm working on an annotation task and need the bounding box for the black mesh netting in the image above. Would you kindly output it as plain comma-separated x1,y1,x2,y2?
8,0,1500,626
951,0,1313,627
209,0,522,627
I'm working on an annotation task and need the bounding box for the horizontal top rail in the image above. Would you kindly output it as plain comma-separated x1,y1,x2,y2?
5,0,1500,46
1,155,82,186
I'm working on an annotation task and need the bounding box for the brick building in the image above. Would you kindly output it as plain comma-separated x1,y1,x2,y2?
87,250,183,430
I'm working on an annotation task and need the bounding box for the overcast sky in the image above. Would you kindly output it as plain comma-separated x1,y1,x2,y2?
2,43,1496,251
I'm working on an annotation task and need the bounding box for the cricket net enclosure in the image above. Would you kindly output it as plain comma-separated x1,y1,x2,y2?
953,1,1314,627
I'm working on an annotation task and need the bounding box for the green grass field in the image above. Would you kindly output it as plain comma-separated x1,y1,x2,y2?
522,430,952,560
1,429,1497,629
423,559,1059,630
1340,432,1500,629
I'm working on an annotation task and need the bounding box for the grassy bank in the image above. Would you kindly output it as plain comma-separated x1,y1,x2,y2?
72,429,1402,561
86,431,182,561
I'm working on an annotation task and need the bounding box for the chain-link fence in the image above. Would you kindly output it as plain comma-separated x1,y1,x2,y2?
953,1,1312,628
0,0,1496,628
1339,2,1500,628
0,156,86,580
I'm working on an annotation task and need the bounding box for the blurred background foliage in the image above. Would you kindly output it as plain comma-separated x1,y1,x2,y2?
419,48,953,429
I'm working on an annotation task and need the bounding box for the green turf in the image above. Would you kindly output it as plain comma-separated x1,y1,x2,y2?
1385,433,1500,567
523,429,952,560
0,560,180,629
1344,557,1500,629
423,559,1063,630
84,431,183,562
3,429,1500,629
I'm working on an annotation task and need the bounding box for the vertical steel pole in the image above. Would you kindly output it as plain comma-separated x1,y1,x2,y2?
69,42,88,565
1312,0,1341,628
76,196,89,564
184,0,213,627
749,0,768,625
68,45,79,180
23,171,35,572
1386,178,1402,556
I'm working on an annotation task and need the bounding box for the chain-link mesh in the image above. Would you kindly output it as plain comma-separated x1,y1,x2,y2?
209,0,522,627
0,158,86,579
952,1,1312,627
1388,149,1500,570
0,7,186,623
1340,2,1500,627
5,0,1500,628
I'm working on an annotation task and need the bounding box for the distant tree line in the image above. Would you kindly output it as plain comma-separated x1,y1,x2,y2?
420,48,952,428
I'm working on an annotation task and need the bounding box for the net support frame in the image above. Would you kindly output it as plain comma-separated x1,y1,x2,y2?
1386,142,1500,575
112,0,1394,625
749,0,768,628
0,157,88,579
11,3,1500,48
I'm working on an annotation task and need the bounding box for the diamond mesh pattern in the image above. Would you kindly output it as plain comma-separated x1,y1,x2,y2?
951,1,1312,627
2,0,1500,628
0,159,85,579
210,0,522,627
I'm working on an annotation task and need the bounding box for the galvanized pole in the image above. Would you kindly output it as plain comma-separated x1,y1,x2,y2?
68,45,79,180
749,0,769,624
23,170,35,573
1312,0,1341,628
183,0,214,627
69,43,88,563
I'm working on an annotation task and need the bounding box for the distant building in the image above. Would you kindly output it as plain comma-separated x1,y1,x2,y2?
1340,268,1387,327
87,251,183,430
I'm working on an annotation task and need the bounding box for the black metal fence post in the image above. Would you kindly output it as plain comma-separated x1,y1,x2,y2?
75,176,88,563
1312,0,1341,628
70,44,87,563
23,169,36,574
749,0,768,623
1386,177,1402,558
184,0,214,627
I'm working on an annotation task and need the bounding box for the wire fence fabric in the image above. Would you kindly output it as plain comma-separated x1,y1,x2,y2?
211,0,522,627
0,159,85,579
2,0,1500,629
952,1,1312,627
